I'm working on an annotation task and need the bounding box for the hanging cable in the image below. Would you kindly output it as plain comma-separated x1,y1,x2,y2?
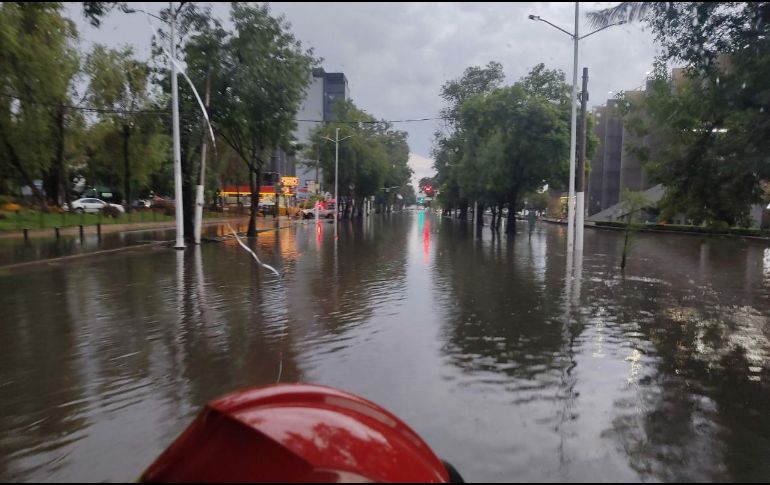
225,223,281,277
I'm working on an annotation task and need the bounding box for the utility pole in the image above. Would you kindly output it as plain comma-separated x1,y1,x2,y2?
528,5,625,254
315,144,320,194
194,70,211,245
170,2,184,249
321,129,352,239
567,2,579,255
576,67,588,252
334,127,339,238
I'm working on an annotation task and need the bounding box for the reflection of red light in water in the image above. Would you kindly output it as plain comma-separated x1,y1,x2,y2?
316,222,322,246
423,219,430,263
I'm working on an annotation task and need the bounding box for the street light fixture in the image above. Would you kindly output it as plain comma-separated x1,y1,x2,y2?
124,3,185,249
121,7,165,22
321,128,353,238
529,5,625,254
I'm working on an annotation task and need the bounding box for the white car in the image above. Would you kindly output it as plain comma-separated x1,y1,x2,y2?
69,198,125,214
300,202,336,219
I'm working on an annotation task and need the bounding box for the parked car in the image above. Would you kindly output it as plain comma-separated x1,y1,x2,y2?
300,201,336,219
150,196,174,209
132,199,151,209
69,198,125,214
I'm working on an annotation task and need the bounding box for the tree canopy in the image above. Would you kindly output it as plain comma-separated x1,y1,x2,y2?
594,2,770,225
432,62,588,232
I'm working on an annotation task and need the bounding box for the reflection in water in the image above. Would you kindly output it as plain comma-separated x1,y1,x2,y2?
764,247,770,282
423,217,430,264
0,215,769,482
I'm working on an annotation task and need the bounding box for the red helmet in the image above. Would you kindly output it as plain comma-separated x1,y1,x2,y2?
140,384,454,483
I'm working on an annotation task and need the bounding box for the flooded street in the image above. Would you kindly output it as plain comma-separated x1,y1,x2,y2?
1,213,769,482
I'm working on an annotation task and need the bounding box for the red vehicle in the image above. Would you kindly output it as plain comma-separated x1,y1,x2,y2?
141,384,463,483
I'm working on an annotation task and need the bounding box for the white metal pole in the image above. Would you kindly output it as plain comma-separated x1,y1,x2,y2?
566,2,579,254
171,2,185,249
194,73,211,245
576,67,588,252
334,127,339,239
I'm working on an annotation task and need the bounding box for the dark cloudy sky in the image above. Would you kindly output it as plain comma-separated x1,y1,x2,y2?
66,2,660,186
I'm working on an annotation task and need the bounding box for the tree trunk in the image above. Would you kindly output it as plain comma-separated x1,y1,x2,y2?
1,130,46,207
621,229,630,270
459,201,468,220
275,186,281,222
506,193,517,233
476,203,484,228
58,105,70,209
247,166,260,237
182,150,194,240
506,205,517,233
497,202,504,231
44,104,66,207
123,123,131,212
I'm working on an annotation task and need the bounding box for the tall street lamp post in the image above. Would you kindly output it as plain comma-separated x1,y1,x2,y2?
529,4,625,253
321,128,353,239
123,4,185,249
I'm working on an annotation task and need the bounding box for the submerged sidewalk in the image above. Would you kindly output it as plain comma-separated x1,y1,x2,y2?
0,216,303,270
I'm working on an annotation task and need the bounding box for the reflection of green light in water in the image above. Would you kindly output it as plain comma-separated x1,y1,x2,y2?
418,211,424,230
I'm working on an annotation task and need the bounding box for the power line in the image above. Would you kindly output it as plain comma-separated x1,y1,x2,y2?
2,92,455,123
294,116,452,124
0,92,172,116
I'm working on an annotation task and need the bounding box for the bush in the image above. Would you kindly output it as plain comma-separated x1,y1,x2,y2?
706,220,730,232
0,203,21,212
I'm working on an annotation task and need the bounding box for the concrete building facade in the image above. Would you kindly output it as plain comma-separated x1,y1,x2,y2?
263,68,350,201
588,89,665,216
588,65,768,228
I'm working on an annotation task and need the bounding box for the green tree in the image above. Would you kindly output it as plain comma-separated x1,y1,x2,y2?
207,3,316,236
459,84,570,233
308,100,393,218
85,45,168,210
590,2,770,226
147,2,225,239
399,183,417,208
433,62,505,218
378,129,412,213
0,3,79,206
619,188,649,271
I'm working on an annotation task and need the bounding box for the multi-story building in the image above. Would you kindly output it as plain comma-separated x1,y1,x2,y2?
258,68,349,205
221,68,349,211
587,93,653,218
588,64,768,228
285,68,350,200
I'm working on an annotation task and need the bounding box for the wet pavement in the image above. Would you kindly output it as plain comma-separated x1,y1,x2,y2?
0,212,769,482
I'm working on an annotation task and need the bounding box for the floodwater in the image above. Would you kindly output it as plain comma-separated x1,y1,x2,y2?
0,219,256,267
1,213,768,482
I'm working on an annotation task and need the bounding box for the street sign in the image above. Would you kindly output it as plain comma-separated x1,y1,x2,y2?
281,176,299,187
